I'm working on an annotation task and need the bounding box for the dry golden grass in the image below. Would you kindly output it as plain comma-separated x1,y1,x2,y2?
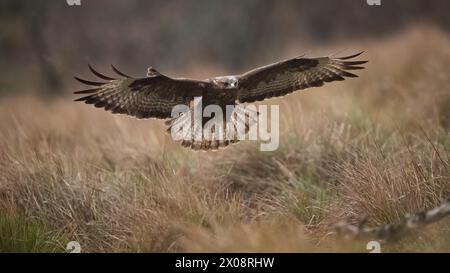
0,26,449,252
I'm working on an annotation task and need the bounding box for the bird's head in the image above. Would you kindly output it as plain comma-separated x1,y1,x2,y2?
212,76,239,89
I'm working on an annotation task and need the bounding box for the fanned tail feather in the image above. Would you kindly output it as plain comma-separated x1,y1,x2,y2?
165,105,258,151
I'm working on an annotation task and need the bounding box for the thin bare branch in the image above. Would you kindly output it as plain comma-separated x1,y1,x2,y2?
335,198,450,242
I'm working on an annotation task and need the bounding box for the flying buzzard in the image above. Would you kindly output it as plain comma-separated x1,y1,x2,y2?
74,52,367,150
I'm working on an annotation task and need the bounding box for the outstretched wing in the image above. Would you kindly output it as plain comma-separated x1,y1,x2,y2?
237,52,367,103
74,65,206,119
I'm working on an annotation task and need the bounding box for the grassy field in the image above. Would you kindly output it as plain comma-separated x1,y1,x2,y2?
0,27,449,252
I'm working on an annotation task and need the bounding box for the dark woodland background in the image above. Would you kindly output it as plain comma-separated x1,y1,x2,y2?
1,0,449,96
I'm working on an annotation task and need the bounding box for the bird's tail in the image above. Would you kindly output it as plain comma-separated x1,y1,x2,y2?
165,104,258,151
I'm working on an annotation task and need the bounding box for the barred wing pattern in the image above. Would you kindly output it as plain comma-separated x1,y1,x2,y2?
74,65,205,119
237,52,367,103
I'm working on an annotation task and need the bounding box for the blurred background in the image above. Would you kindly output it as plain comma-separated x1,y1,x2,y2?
1,0,450,96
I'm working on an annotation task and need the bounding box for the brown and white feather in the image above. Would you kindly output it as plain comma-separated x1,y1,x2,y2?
237,52,367,103
74,66,205,119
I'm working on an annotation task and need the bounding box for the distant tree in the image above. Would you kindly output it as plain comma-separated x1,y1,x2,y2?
20,0,63,95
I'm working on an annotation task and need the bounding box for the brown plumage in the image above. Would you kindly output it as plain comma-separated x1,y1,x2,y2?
74,52,367,150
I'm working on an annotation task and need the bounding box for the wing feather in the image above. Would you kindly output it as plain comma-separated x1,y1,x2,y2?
74,66,206,119
237,52,367,103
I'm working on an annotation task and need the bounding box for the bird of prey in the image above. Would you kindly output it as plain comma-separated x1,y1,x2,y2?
74,52,367,150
